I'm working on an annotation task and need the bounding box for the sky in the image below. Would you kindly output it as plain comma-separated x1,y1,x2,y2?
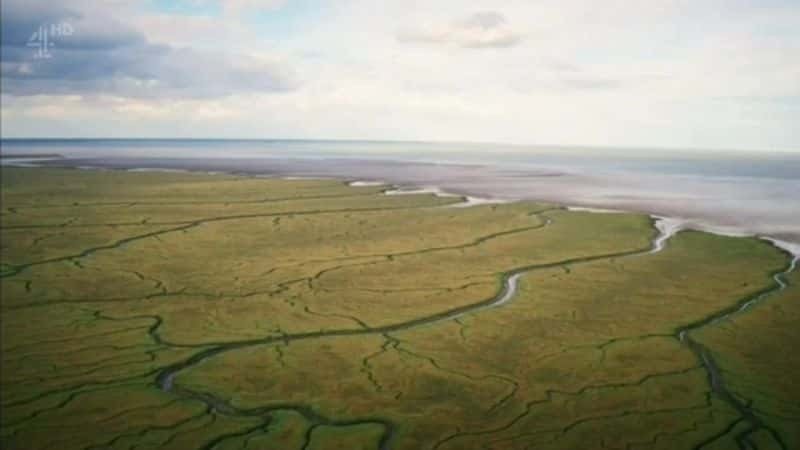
1,0,799,151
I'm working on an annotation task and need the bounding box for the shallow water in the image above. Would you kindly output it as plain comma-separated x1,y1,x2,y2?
2,139,798,246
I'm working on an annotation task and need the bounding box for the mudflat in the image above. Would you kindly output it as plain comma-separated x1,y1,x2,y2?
1,167,797,450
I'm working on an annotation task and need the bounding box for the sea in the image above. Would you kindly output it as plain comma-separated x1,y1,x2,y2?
1,139,798,251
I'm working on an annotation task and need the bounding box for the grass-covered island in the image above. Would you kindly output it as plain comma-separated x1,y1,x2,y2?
1,167,798,450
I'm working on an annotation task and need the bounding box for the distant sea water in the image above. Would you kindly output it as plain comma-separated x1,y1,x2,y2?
1,139,799,249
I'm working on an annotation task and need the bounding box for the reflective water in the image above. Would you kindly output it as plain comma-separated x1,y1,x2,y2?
2,139,798,245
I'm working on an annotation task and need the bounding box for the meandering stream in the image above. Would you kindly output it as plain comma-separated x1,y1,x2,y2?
678,255,797,450
152,209,796,450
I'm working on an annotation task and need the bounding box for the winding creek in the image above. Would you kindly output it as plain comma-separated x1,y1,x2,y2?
149,203,798,450
678,254,798,450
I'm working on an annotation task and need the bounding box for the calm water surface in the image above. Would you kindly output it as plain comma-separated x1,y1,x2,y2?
2,139,798,246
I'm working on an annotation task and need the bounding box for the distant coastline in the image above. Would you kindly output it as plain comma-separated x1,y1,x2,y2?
0,153,63,159
4,160,798,259
1,139,798,248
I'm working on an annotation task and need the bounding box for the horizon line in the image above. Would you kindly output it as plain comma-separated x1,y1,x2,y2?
0,137,797,155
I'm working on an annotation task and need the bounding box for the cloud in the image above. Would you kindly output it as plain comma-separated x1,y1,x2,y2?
397,11,523,49
178,0,288,15
219,0,287,13
0,0,298,98
1,0,799,151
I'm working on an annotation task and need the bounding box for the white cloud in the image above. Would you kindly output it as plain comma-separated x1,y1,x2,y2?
397,11,523,48
1,0,799,151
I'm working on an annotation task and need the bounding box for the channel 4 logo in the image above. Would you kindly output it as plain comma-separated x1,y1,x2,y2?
27,23,74,59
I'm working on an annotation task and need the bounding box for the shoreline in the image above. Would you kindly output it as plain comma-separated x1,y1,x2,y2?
360,179,799,258
3,160,798,258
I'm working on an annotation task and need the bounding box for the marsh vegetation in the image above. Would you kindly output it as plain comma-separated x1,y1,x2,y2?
1,167,797,449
